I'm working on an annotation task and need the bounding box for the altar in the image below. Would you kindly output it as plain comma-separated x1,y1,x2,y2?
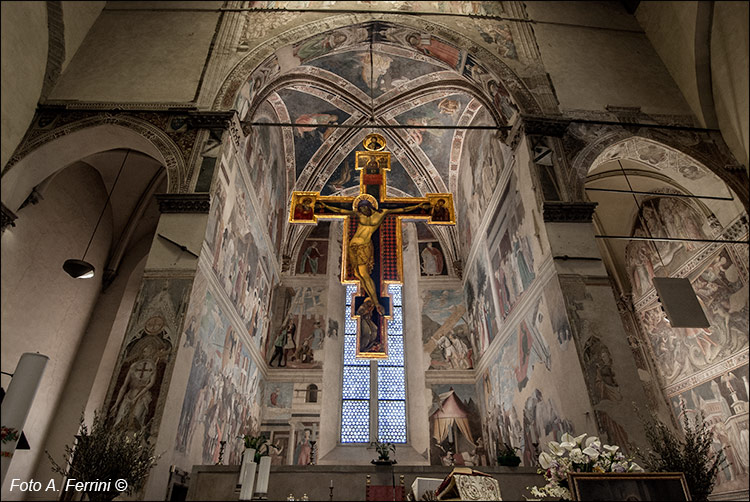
185,464,545,501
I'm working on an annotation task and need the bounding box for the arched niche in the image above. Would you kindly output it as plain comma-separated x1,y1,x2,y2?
2,119,184,212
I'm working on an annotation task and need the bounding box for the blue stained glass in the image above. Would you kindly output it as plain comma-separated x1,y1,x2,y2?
377,366,406,400
346,284,357,304
388,307,403,334
343,336,369,365
378,336,403,366
378,400,407,443
341,400,370,443
345,316,357,334
342,367,370,399
388,285,402,306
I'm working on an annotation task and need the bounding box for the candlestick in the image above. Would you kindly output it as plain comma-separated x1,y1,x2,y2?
1,353,48,485
329,481,334,502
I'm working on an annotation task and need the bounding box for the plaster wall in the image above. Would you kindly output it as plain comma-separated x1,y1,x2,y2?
28,235,152,501
634,2,702,124
0,163,111,500
711,1,749,170
61,2,107,71
49,7,220,103
526,1,692,115
0,2,48,168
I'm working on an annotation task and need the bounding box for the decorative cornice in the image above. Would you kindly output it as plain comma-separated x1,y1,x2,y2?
518,114,572,137
1,203,18,232
156,193,211,213
186,111,236,129
542,201,598,222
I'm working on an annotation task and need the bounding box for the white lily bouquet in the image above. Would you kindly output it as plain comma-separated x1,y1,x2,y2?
529,432,643,500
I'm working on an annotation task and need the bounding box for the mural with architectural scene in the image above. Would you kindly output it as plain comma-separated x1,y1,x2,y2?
266,285,327,369
420,288,473,370
477,279,584,467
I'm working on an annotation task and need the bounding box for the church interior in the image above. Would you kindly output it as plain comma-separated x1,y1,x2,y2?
1,1,748,500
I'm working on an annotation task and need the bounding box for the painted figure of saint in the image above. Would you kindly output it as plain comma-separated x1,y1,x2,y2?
293,197,315,220
431,198,450,222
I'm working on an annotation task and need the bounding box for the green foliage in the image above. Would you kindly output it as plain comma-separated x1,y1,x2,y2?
371,441,396,461
47,412,159,502
497,442,520,459
497,442,521,465
243,434,269,462
638,406,726,501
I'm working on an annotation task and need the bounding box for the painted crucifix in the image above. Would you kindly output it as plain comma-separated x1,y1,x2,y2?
289,133,456,358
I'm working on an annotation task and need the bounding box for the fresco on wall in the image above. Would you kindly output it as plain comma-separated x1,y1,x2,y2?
265,382,294,409
245,101,287,254
486,173,536,320
174,288,263,466
394,94,472,184
626,197,712,297
206,159,274,350
266,286,327,369
428,385,483,466
639,247,749,387
456,109,509,263
307,49,446,97
276,88,348,178
107,278,191,436
320,145,420,197
248,1,505,16
477,281,577,466
463,245,498,359
421,288,473,370
296,239,328,275
417,221,447,277
670,364,749,490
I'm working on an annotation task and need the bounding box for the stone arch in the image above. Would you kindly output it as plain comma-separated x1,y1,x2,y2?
568,126,748,208
212,14,541,119
2,116,187,212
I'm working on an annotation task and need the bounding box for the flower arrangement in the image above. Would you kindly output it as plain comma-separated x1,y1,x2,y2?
529,432,643,500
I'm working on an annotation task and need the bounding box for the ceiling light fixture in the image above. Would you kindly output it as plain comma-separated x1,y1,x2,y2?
63,149,130,279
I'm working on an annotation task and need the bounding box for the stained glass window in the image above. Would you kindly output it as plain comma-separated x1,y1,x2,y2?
341,284,407,444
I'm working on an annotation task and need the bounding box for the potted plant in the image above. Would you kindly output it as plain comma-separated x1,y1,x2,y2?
637,406,726,501
497,443,522,467
47,411,159,502
370,441,397,465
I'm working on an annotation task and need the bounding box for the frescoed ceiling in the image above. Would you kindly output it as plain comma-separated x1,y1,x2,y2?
234,20,524,261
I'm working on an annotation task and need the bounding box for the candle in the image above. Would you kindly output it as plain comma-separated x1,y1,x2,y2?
1,353,48,485
330,479,333,488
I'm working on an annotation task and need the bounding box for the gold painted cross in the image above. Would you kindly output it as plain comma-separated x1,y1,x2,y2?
289,134,456,358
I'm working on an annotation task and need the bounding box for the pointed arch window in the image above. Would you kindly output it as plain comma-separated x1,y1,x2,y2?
341,284,407,443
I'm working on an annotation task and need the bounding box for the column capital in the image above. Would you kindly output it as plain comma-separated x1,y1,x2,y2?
542,201,598,222
156,193,211,213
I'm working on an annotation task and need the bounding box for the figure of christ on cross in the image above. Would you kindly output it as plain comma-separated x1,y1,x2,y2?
316,196,431,315
288,134,456,357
